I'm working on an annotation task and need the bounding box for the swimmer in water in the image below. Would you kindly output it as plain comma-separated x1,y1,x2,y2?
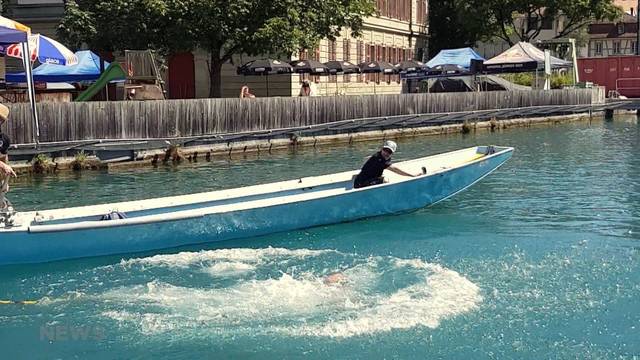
323,272,347,286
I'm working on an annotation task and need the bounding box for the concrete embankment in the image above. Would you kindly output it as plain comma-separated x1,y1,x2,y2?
10,113,597,176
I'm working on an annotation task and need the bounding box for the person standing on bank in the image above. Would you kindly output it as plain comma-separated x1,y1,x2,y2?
353,140,423,189
0,104,16,211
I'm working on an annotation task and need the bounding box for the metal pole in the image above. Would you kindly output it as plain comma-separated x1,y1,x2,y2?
21,41,39,147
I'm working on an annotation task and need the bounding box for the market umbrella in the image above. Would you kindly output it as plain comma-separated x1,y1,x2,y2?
4,34,78,66
6,51,117,83
358,60,396,74
237,59,292,75
358,61,396,94
324,60,361,74
0,16,30,35
0,16,40,145
395,60,428,74
289,60,329,75
237,59,292,96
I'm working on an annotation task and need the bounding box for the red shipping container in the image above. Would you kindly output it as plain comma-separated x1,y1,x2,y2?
578,56,640,98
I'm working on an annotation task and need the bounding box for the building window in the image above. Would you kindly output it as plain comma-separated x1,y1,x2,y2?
594,42,603,56
541,17,553,30
613,41,622,54
527,16,538,32
632,41,637,54
343,39,351,83
356,40,364,83
417,0,428,25
328,39,336,61
617,23,625,35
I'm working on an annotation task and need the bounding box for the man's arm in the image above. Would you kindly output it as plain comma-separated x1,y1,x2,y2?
0,155,16,178
387,164,422,178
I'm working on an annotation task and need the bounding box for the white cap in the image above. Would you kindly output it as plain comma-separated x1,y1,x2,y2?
382,140,397,153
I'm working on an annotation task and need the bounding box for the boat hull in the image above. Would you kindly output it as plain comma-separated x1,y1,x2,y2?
0,148,512,265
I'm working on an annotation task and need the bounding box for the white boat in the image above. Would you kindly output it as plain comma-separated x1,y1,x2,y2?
0,146,513,265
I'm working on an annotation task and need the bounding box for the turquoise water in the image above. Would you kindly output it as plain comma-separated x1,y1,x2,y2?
1,117,639,359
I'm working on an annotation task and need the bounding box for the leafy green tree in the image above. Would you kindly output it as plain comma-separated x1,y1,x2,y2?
485,0,623,45
58,0,375,97
58,0,172,51
428,0,498,57
428,0,623,56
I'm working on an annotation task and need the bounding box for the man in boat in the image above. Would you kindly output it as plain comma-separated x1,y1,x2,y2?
0,104,16,214
353,140,423,189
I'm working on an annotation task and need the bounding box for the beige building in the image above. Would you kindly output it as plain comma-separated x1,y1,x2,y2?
210,0,429,98
616,0,637,14
587,13,638,57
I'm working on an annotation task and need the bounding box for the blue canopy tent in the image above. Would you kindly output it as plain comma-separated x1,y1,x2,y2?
6,50,109,83
0,27,29,44
426,47,485,70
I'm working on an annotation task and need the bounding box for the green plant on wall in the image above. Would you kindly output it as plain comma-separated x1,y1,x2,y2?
31,154,53,174
502,72,574,89
72,151,88,171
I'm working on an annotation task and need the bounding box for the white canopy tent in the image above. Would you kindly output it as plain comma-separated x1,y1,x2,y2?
484,42,572,73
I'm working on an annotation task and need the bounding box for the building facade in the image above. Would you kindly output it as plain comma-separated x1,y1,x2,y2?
615,0,637,14
587,14,638,57
213,0,429,98
3,0,63,37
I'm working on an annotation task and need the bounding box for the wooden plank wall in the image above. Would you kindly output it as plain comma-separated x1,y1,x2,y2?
3,88,603,144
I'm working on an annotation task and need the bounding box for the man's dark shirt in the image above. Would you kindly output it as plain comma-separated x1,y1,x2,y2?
0,133,10,155
354,151,391,188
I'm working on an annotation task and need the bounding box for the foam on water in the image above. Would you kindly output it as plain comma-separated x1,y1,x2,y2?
203,261,256,277
119,247,337,268
101,248,482,338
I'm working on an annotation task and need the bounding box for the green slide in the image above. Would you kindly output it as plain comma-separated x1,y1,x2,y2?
75,63,127,102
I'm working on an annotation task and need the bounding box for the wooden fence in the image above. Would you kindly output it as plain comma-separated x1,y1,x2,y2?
4,88,604,144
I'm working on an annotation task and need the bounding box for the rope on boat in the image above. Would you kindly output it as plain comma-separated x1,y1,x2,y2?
0,299,39,305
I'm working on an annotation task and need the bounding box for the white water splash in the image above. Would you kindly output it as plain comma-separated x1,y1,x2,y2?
203,261,255,277
119,247,336,268
102,248,482,338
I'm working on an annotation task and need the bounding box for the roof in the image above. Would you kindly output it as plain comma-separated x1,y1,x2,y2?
590,13,637,25
589,32,638,39
484,42,571,69
0,26,27,44
426,48,485,69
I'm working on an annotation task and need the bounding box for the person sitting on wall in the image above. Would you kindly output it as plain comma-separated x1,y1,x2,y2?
353,140,423,189
240,86,256,98
0,104,16,212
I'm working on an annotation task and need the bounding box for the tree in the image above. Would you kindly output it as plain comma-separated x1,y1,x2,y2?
58,0,174,51
485,0,623,45
428,0,498,57
428,0,623,56
59,0,375,98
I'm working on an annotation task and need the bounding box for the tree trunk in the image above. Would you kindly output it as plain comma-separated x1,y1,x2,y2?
209,49,223,98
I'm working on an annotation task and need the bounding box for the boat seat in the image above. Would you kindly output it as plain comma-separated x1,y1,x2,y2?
101,211,128,220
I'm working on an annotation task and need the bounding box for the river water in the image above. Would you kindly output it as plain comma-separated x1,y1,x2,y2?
1,117,639,359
